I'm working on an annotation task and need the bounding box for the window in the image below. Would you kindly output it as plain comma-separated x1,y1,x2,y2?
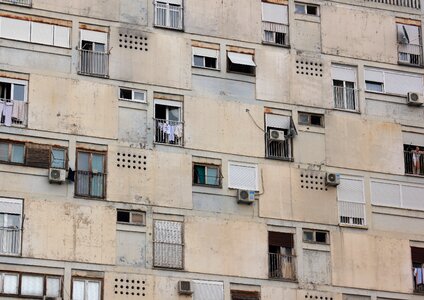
364,67,423,95
412,247,424,293
404,144,424,176
0,198,22,255
0,272,19,294
0,78,28,127
295,3,319,16
72,278,101,300
303,229,329,244
51,148,66,169
227,51,256,75
397,22,422,66
117,210,145,225
193,164,221,187
75,150,106,198
78,29,109,77
154,0,183,30
0,142,24,164
265,113,297,160
337,176,366,226
119,88,146,103
0,0,32,6
0,272,60,297
192,46,219,69
331,65,358,111
153,220,183,269
154,99,183,146
228,162,258,191
268,231,296,280
298,112,324,127
261,1,289,46
231,290,260,300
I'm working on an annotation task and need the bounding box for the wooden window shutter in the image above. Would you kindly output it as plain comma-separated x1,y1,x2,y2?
26,143,51,168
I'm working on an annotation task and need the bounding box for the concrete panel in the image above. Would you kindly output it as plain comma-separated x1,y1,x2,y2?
302,249,331,285
321,5,397,63
22,198,116,264
118,107,148,144
261,286,296,300
119,0,148,25
373,211,424,236
193,193,255,216
104,273,153,299
116,231,146,267
185,216,268,278
325,113,404,174
291,19,321,52
294,131,326,165
28,74,118,139
332,231,412,293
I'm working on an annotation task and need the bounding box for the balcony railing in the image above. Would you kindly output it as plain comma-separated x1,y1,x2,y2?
154,119,183,146
365,0,420,9
269,253,296,280
404,150,424,176
262,22,289,47
0,99,28,127
0,0,31,6
154,2,183,30
338,201,366,226
78,49,109,78
0,227,21,255
333,86,359,112
75,170,106,198
266,134,292,161
398,44,423,66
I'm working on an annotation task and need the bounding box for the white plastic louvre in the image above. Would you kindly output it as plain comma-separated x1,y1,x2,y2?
193,280,224,300
265,113,291,129
80,29,108,45
331,65,357,82
261,2,288,24
0,17,31,42
192,47,219,58
31,22,54,45
370,180,401,207
0,198,22,215
227,52,256,66
337,177,365,203
403,131,424,146
228,162,258,191
154,220,183,269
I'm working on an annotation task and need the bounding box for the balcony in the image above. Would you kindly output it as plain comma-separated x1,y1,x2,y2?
333,86,359,112
78,49,109,78
338,201,366,226
0,0,31,6
404,150,424,176
268,253,296,281
0,227,21,255
75,170,106,198
0,100,28,127
262,22,289,47
266,134,292,161
365,0,420,9
398,44,423,67
413,266,424,293
154,2,183,30
154,119,183,146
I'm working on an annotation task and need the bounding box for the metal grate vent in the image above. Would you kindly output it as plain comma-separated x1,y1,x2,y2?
114,276,146,297
116,152,147,170
300,171,327,191
296,59,323,77
119,31,149,52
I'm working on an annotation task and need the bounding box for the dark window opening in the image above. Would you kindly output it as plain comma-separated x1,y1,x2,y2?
298,112,324,127
268,231,295,280
120,89,132,100
227,60,255,75
204,57,217,68
306,5,318,15
412,247,424,292
404,144,424,176
275,32,285,45
315,231,327,243
0,82,11,100
117,210,130,223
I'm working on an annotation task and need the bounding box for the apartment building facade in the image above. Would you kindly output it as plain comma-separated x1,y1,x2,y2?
0,0,423,299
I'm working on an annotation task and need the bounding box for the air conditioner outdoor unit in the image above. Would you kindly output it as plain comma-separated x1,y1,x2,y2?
269,129,286,141
325,172,340,186
407,92,424,106
178,280,193,295
237,189,255,204
49,168,66,183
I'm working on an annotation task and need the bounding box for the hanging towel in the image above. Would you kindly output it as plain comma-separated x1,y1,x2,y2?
0,100,4,124
169,125,175,142
3,102,13,126
12,101,26,123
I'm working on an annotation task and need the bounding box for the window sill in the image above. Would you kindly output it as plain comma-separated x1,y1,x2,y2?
0,1,32,7
73,195,106,201
339,223,368,230
153,142,183,148
267,277,297,283
117,223,146,233
193,183,222,189
265,156,293,162
77,72,109,79
192,66,220,72
398,61,424,68
153,25,184,32
261,41,290,49
332,108,361,114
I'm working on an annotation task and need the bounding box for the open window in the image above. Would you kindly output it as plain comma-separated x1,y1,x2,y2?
192,46,219,70
0,78,28,127
295,2,319,16
298,112,324,127
331,65,358,111
268,231,296,280
117,210,145,225
265,113,296,160
154,99,183,146
227,51,256,75
78,28,109,77
193,163,221,187
261,0,289,46
119,88,146,103
303,229,329,244
412,247,424,293
51,148,67,169
397,21,422,66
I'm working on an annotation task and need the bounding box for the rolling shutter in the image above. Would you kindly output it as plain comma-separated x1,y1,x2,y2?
26,143,51,168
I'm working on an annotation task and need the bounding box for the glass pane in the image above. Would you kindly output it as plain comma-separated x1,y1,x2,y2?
194,165,206,184
193,55,204,67
91,154,104,173
120,88,132,100
365,81,383,92
11,144,24,163
5,214,20,228
133,91,145,101
51,149,65,169
94,43,105,52
168,107,180,122
0,143,8,161
345,81,355,89
91,154,104,197
303,231,314,242
21,275,44,296
295,4,305,14
332,79,344,87
206,167,219,185
0,214,4,227
298,113,310,125
46,277,61,297
131,212,144,224
87,281,100,300
4,274,19,294
13,84,25,101
72,280,85,300
77,152,90,171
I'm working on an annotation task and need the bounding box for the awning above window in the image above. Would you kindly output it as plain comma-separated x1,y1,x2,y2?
265,114,297,136
227,52,256,67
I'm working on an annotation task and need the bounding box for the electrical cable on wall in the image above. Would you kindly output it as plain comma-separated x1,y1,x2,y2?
245,109,265,133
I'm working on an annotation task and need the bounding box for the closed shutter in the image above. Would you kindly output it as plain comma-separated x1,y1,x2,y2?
342,295,371,300
337,177,364,203
153,220,183,269
370,181,401,207
0,198,22,214
402,185,424,210
231,290,260,300
331,65,356,82
268,231,293,248
228,162,258,190
26,143,51,168
31,22,54,45
0,17,31,42
193,280,224,300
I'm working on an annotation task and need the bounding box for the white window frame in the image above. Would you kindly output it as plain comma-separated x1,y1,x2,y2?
294,2,320,16
228,161,259,191
191,46,219,70
154,99,182,122
116,209,146,225
118,87,147,103
302,229,329,244
51,148,66,169
0,198,23,255
193,163,221,187
154,0,183,30
72,278,102,300
0,77,28,102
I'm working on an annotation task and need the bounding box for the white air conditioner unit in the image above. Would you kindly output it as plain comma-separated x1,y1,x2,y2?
325,172,340,186
178,280,193,295
49,168,66,183
237,189,255,204
407,92,424,106
269,129,286,141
